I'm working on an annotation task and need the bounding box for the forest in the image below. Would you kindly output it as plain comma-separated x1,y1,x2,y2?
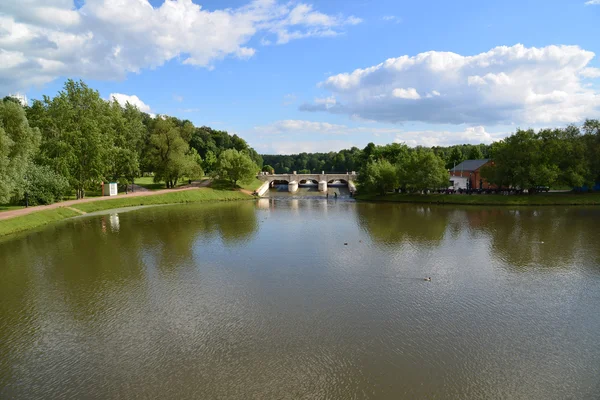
0,80,262,205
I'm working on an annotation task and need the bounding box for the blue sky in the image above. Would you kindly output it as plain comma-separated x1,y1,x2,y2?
1,0,599,153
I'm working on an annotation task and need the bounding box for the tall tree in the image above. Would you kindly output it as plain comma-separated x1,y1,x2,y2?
358,159,398,195
216,149,258,188
0,100,41,203
148,118,203,188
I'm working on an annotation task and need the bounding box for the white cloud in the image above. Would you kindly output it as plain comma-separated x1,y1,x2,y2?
585,0,600,5
250,121,507,154
0,0,361,92
252,119,402,136
392,87,420,99
393,126,506,148
173,94,184,102
580,67,600,78
382,15,401,23
109,93,153,115
255,139,357,154
301,44,600,125
314,95,337,108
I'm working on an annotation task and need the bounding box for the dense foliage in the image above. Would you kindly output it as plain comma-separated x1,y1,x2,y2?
215,149,259,187
261,143,490,174
481,123,600,192
0,80,263,205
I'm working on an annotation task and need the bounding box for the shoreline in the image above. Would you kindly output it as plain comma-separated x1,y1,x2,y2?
0,188,254,238
354,192,600,206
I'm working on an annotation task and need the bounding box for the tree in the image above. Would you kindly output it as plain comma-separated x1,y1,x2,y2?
0,100,41,203
358,159,398,195
262,165,275,174
480,129,560,193
401,149,448,192
30,80,112,198
448,146,465,169
216,149,258,187
24,163,70,205
148,118,202,188
467,145,484,160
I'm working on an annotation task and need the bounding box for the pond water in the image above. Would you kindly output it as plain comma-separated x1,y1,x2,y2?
1,200,599,399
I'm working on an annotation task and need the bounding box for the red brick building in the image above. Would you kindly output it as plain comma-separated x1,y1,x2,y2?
449,159,493,190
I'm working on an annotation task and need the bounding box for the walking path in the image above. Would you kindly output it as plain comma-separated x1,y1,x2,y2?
0,179,212,221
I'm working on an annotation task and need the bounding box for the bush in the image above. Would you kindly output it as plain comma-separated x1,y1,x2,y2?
24,164,70,205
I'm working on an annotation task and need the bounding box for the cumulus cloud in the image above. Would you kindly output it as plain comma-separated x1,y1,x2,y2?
394,126,506,148
255,139,358,154
252,119,401,136
300,44,600,125
585,0,600,5
109,93,153,115
249,121,505,153
0,0,361,93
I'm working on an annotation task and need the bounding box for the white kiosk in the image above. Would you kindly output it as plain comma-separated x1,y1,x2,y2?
103,182,118,196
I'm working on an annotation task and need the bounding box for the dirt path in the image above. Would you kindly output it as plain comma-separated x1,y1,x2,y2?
0,179,214,221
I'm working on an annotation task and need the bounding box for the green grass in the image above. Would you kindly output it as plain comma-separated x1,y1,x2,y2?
210,178,263,192
0,205,22,213
134,176,192,190
355,191,600,206
0,208,81,237
72,188,252,213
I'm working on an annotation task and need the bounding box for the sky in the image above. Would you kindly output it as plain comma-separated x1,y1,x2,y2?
1,0,599,154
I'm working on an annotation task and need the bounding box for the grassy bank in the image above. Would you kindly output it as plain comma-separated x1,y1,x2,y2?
0,188,252,238
210,178,263,192
355,192,600,206
73,188,251,213
0,208,82,237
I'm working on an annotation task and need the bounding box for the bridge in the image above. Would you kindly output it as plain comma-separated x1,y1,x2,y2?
256,171,358,196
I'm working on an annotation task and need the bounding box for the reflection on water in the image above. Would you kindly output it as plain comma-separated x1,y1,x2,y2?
265,183,352,198
1,200,599,399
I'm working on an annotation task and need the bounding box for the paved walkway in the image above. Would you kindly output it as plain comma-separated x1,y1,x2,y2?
0,179,212,221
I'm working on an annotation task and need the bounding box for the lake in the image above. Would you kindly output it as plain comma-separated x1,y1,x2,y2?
1,199,599,399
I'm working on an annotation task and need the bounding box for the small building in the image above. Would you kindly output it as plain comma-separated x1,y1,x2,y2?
103,182,118,196
449,159,493,190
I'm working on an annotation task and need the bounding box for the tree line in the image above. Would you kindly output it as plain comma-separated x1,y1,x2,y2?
262,122,600,195
0,80,262,205
261,143,490,175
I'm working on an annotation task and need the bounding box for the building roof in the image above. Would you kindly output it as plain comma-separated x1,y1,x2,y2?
450,159,490,172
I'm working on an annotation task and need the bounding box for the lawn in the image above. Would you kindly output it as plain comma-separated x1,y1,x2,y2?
355,191,600,206
134,176,192,190
0,205,22,213
210,178,263,192
0,208,81,238
70,188,252,213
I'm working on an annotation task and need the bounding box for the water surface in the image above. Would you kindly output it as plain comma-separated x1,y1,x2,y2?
1,200,599,399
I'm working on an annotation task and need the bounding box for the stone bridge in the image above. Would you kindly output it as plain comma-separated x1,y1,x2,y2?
256,171,358,195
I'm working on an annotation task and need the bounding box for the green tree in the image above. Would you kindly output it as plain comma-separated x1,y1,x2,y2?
401,149,448,192
448,146,465,169
358,159,398,195
262,164,275,174
467,145,484,160
24,163,70,205
148,118,203,188
0,100,41,203
216,149,258,187
481,129,560,193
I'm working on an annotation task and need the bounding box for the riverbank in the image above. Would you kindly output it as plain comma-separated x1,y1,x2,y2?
354,192,600,206
0,188,253,238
